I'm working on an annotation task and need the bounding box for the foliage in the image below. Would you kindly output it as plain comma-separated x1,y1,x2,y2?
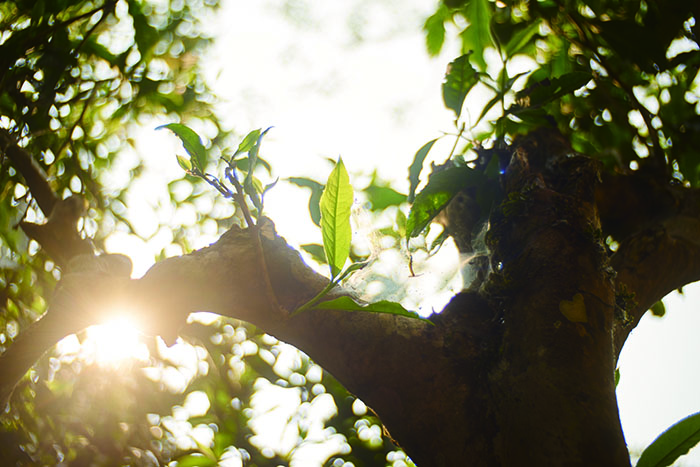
320,158,354,280
419,0,700,185
637,412,700,467
0,0,234,463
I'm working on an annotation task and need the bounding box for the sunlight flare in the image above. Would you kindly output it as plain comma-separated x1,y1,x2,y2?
83,314,149,365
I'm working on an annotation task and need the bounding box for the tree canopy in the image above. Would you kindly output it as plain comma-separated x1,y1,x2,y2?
1,0,700,465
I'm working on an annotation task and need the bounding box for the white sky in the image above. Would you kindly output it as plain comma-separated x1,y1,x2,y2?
105,0,700,464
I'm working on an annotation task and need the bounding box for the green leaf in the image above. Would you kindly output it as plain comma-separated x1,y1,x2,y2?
650,301,666,317
511,72,592,112
615,368,620,387
288,177,324,226
364,180,406,211
335,260,370,282
407,167,483,239
315,296,430,322
300,243,326,264
127,0,160,59
429,228,451,254
173,454,217,467
232,156,272,174
320,158,354,278
475,92,503,126
262,178,278,197
637,412,700,467
459,0,494,70
424,6,447,56
243,127,271,212
176,155,192,172
158,123,208,171
213,432,234,458
235,128,261,156
408,139,438,202
442,54,480,119
503,19,542,57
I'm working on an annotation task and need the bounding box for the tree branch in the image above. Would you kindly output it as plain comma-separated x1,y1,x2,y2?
0,129,57,215
612,202,700,356
595,173,700,356
0,220,495,465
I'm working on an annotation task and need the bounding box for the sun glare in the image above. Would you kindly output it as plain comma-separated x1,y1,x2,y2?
83,315,149,365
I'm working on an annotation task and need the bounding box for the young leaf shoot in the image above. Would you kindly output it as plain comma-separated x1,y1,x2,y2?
320,158,353,279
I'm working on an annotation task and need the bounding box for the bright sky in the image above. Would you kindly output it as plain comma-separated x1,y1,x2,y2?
101,0,700,464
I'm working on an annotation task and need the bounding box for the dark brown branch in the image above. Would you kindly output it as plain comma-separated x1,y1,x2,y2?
596,171,680,242
0,261,132,408
0,308,81,407
612,204,700,356
0,130,94,266
595,172,700,356
0,221,490,465
0,128,57,216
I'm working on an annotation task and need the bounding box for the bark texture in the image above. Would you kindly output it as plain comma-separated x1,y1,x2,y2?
4,129,700,465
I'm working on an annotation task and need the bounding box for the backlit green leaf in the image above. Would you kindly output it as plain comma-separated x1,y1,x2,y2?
289,177,324,226
475,92,503,126
336,260,370,282
424,6,447,56
300,243,326,264
459,0,493,70
407,167,483,239
158,123,207,171
174,454,217,467
503,19,542,57
442,54,479,119
320,158,354,278
316,296,430,322
364,183,406,211
235,128,261,156
176,155,192,172
512,72,591,112
408,139,438,202
243,127,271,212
637,412,700,467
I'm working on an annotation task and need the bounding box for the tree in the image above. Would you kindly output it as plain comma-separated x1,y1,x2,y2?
2,0,700,465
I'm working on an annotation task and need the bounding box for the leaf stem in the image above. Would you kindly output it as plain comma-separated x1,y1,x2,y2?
448,122,466,159
225,167,255,228
291,279,339,316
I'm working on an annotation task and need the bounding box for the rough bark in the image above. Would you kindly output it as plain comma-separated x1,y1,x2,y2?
4,129,700,464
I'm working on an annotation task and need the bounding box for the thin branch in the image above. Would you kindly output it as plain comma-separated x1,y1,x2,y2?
225,167,255,228
448,122,466,160
72,3,111,57
0,128,57,215
53,1,118,35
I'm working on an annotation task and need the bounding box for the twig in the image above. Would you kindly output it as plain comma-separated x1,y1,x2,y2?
448,122,466,160
224,167,255,229
0,129,58,215
291,279,338,316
